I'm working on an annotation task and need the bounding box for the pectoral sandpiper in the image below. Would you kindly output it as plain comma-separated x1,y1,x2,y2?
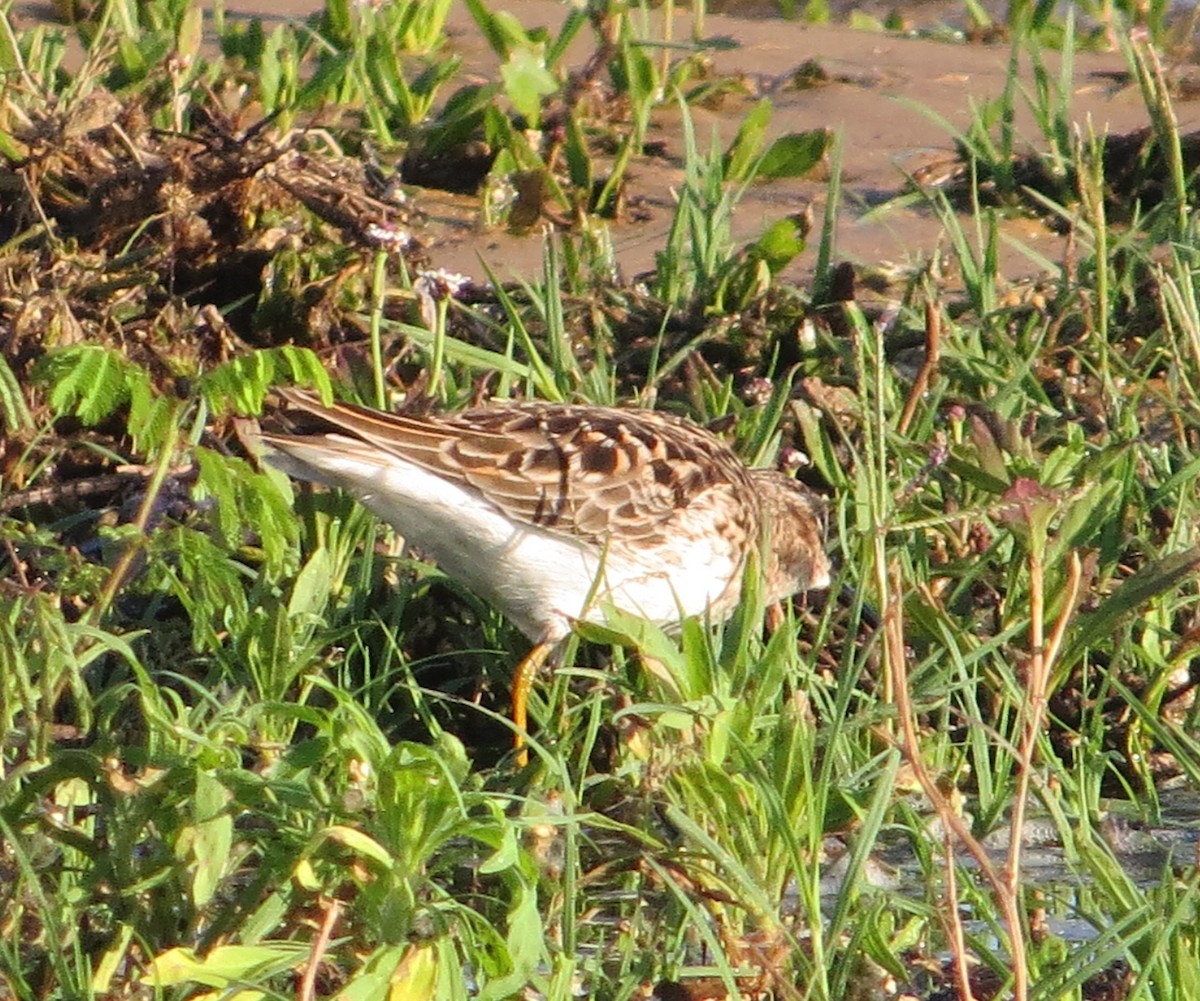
260,387,832,761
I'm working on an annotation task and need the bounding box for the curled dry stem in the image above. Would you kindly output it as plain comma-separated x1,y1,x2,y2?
897,297,941,437
886,558,1025,1001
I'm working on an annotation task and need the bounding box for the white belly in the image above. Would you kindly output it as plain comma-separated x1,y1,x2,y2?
270,438,740,642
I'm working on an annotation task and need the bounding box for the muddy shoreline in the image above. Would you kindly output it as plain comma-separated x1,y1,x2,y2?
10,1,1197,289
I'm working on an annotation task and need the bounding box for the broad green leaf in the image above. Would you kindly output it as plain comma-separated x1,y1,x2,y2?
387,942,438,1001
314,824,393,868
187,771,233,908
750,216,807,273
145,944,306,988
298,50,353,107
0,11,25,75
477,881,542,1001
500,46,557,125
287,547,333,621
756,128,829,179
478,824,520,875
1062,546,1200,670
259,25,285,111
619,39,658,108
175,4,202,69
723,97,771,183
564,105,591,191
462,0,533,60
333,945,409,1001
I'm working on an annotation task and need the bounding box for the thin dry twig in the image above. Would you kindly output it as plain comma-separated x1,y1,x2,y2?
298,896,343,1001
3,536,30,589
941,826,973,1001
1006,550,1083,907
897,298,941,436
0,463,196,513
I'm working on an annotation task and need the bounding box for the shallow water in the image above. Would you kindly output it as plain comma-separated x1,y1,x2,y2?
818,787,1200,943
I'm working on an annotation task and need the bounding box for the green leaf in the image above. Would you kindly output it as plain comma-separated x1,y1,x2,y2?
193,448,299,574
175,4,202,70
145,944,307,988
0,10,27,77
287,547,333,621
186,771,233,908
385,942,438,1001
390,324,533,383
756,128,829,179
33,344,156,427
321,0,354,49
297,50,353,107
575,607,684,671
314,824,394,869
500,46,558,125
1063,545,1200,670
849,11,886,30
944,454,1010,495
115,36,146,81
477,880,542,1001
619,39,658,109
564,103,591,192
546,5,588,67
462,0,532,60
0,351,33,431
749,216,807,273
723,97,771,183
478,824,520,874
197,346,330,416
330,945,410,1001
129,393,178,456
258,25,284,111
424,82,500,156
151,526,251,654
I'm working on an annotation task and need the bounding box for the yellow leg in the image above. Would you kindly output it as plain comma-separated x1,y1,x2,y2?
512,641,552,767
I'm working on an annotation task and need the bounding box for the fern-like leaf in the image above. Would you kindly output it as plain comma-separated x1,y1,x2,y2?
33,345,155,428
198,347,332,416
0,352,34,432
193,447,300,576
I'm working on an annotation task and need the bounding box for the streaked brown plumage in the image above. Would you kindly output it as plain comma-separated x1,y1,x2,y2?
260,387,831,760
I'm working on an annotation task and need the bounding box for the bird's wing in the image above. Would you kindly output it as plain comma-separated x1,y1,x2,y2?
264,388,752,546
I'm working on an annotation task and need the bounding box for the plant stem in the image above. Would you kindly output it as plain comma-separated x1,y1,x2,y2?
86,406,182,634
370,248,389,408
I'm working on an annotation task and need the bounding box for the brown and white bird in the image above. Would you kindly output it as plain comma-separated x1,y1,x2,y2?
260,387,832,759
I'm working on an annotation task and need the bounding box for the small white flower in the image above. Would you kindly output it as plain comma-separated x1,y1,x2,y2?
742,376,774,405
415,268,471,328
365,221,412,252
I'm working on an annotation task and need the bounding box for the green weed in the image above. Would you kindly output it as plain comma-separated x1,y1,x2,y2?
3,2,1200,999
